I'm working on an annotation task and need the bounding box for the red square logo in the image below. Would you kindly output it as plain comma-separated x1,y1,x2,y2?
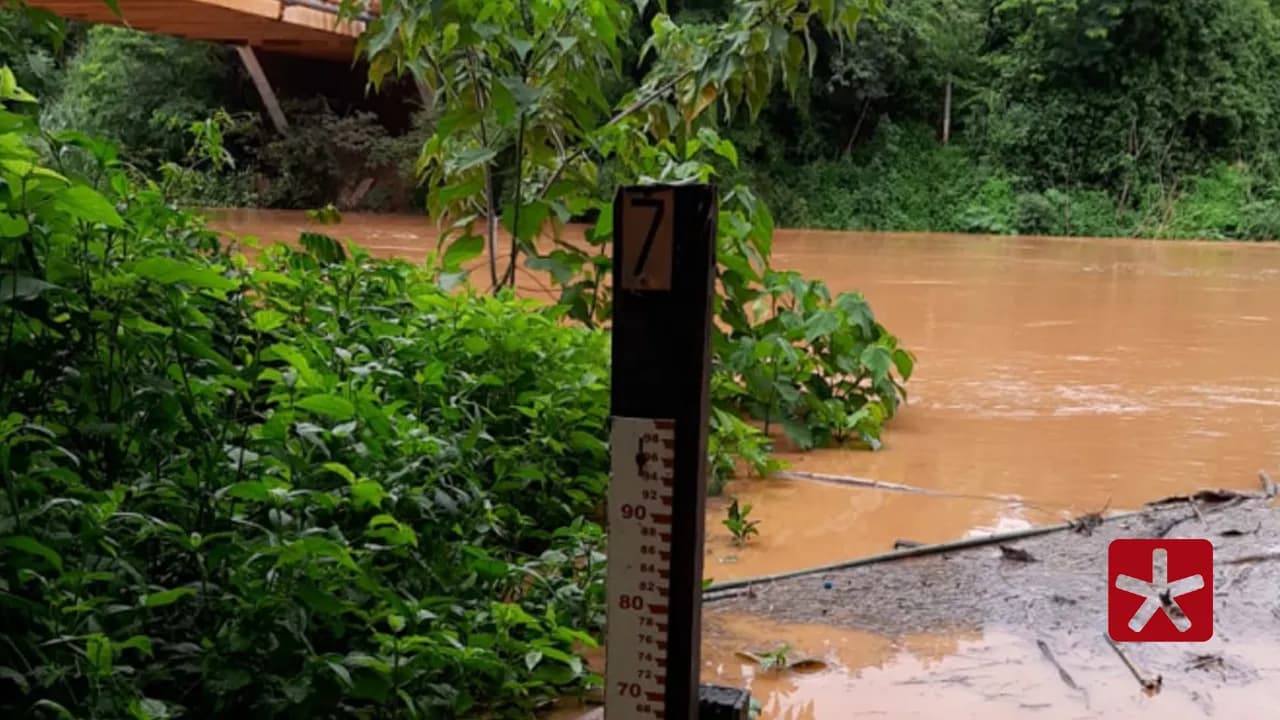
1108,538,1213,642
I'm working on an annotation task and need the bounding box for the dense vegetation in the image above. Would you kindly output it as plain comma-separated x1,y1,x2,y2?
9,0,1280,239
732,0,1280,239
9,0,1280,714
0,0,914,717
0,120,613,719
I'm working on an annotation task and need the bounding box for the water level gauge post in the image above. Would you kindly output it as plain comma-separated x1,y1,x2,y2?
606,183,747,720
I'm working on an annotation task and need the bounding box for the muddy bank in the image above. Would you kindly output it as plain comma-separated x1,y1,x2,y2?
705,491,1280,717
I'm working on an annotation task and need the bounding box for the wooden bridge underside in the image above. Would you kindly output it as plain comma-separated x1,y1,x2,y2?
26,0,366,60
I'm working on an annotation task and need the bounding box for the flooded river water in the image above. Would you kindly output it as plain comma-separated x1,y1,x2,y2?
206,209,1280,719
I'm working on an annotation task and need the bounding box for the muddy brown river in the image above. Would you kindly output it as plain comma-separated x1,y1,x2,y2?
206,209,1280,719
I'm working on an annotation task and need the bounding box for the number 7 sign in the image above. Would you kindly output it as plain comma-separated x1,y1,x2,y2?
619,188,674,291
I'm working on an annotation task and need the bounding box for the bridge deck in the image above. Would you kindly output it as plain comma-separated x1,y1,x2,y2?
27,0,366,60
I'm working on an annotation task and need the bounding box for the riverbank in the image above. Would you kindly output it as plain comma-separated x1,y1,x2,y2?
704,482,1280,718
551,481,1280,719
747,124,1280,244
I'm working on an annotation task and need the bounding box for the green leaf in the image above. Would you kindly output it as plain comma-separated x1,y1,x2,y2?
462,336,489,354
802,309,841,343
134,257,237,293
524,649,543,671
442,235,484,271
0,212,28,236
252,310,287,332
0,67,35,103
860,345,894,380
282,537,358,570
0,274,58,302
781,419,815,450
300,232,348,264
501,200,550,243
351,480,387,509
121,316,172,336
116,635,154,658
0,535,62,571
0,666,28,693
453,146,499,173
437,270,469,291
264,343,321,387
322,461,357,483
56,185,123,227
367,515,417,546
85,633,112,675
326,661,353,688
131,698,170,720
491,79,517,126
437,177,484,206
142,587,196,608
253,270,300,288
225,481,270,502
296,394,356,421
892,348,915,381
525,251,579,286
32,701,75,720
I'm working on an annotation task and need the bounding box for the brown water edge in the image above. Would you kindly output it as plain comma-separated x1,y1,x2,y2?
697,613,1280,720
547,611,1280,720
205,209,1280,577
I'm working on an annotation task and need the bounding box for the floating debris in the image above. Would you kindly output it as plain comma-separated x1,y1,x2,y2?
1105,634,1162,693
999,545,1038,563
1037,639,1081,692
735,645,828,674
1261,470,1278,498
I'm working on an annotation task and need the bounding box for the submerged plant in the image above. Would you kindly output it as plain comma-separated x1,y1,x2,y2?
723,499,760,546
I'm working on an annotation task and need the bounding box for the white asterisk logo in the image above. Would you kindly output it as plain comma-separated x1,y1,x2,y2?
1115,547,1205,633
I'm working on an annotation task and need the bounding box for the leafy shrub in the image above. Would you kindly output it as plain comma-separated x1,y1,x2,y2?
253,98,430,210
0,3,74,101
1,79,607,719
757,121,1280,241
1152,163,1280,240
758,122,1016,233
154,110,260,207
715,269,912,452
41,25,229,167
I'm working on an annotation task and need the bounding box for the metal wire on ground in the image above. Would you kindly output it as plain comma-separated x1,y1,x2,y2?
702,505,1180,602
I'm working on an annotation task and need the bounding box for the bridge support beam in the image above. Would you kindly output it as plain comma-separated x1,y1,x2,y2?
234,45,290,134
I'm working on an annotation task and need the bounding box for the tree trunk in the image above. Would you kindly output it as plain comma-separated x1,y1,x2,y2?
844,99,872,156
941,77,953,145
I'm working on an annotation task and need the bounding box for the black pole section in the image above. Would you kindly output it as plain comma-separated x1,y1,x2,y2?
607,184,717,720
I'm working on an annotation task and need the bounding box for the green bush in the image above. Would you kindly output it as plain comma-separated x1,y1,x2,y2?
252,97,429,210
2,79,607,719
758,122,1017,234
41,25,229,167
1149,163,1280,240
755,120,1280,241
0,4,76,101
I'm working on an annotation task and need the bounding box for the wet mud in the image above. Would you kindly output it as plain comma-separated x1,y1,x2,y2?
708,494,1280,718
